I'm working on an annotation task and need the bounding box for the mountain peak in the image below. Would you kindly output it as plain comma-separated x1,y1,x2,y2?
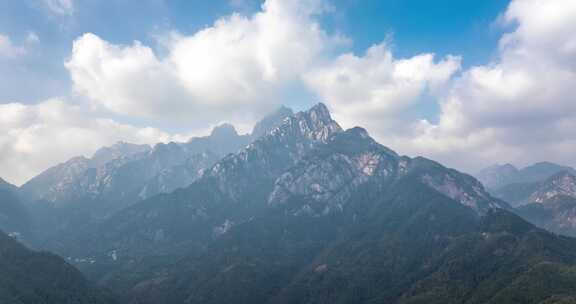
210,123,238,138
251,106,294,138
308,102,331,120
321,127,394,156
278,103,341,143
529,171,576,203
91,141,151,167
347,126,370,138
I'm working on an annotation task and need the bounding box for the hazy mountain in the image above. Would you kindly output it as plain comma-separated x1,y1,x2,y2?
0,230,116,304
12,104,576,303
90,142,151,168
476,162,575,191
21,107,293,218
476,163,519,189
250,105,294,138
50,103,342,260
493,170,576,207
102,118,573,304
515,172,576,237
18,123,257,241
20,125,246,210
0,178,30,239
44,104,576,304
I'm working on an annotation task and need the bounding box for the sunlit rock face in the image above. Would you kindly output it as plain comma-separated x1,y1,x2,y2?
529,172,576,204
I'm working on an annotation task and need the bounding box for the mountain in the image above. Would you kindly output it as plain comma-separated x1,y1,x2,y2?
90,142,151,168
18,123,257,241
107,124,573,304
0,229,116,304
476,163,519,190
44,104,575,304
251,105,294,138
134,197,576,304
493,171,576,207
48,103,342,260
476,162,576,191
20,125,248,210
526,171,576,204
515,172,576,237
21,106,294,216
0,178,30,240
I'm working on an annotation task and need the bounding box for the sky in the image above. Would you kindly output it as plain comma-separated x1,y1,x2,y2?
1,0,575,185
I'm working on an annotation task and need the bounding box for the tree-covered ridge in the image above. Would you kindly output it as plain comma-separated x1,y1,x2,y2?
0,230,116,304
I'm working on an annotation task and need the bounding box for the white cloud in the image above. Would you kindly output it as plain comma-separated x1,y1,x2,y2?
42,0,74,16
66,0,345,129
66,33,189,119
305,42,460,135
0,99,173,185
0,34,26,58
383,0,576,171
13,0,576,183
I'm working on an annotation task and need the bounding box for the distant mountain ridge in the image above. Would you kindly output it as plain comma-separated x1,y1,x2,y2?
514,172,576,237
476,162,576,190
17,107,294,241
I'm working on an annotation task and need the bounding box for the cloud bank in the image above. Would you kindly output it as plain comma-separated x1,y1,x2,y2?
65,0,344,128
381,0,576,171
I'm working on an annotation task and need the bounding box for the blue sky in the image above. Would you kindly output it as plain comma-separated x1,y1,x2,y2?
2,0,576,185
0,0,509,104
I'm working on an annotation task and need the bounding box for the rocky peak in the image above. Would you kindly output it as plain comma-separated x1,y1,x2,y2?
19,156,93,202
204,104,342,201
530,171,576,203
210,123,238,138
268,127,400,212
91,141,151,167
476,163,519,189
268,125,507,216
251,106,294,138
520,162,576,183
270,103,342,143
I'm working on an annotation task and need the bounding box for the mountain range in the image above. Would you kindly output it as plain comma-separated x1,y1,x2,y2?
476,163,576,238
2,104,576,303
476,162,576,193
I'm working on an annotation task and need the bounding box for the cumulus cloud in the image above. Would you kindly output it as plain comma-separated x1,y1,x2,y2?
305,43,461,136
66,0,345,129
9,0,576,183
0,99,173,185
383,0,576,171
